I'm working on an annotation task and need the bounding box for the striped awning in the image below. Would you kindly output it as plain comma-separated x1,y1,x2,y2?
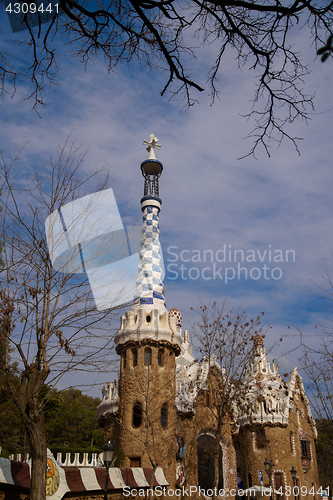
0,457,169,499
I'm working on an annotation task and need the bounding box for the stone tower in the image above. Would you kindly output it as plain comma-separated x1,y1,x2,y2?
98,136,182,482
235,334,320,495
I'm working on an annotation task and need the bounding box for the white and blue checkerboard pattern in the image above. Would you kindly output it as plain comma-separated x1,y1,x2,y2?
134,205,166,306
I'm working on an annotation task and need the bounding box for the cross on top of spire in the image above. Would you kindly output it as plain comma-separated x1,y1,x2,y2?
143,134,161,160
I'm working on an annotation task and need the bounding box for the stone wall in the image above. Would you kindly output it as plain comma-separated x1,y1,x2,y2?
235,386,320,500
104,341,177,486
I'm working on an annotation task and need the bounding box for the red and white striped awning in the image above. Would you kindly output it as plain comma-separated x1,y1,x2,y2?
0,457,169,499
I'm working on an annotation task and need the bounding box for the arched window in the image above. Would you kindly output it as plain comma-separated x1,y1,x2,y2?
161,404,168,429
144,348,152,366
158,349,164,366
197,435,223,491
132,349,138,367
132,403,142,428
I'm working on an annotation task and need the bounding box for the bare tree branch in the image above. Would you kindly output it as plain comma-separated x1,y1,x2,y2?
2,0,333,155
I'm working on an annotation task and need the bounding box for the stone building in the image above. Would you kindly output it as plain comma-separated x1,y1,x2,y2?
97,137,320,500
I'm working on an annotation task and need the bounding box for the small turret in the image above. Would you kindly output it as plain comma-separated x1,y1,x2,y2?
238,335,288,426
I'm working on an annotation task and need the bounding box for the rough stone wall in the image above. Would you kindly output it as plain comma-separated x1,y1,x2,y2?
177,390,237,498
116,342,177,484
235,386,320,499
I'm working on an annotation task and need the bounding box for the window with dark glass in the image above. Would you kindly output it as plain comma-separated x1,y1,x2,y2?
130,457,141,467
161,404,168,429
123,350,127,369
132,349,138,367
255,428,265,449
144,347,152,366
158,349,164,366
132,403,142,428
300,440,310,459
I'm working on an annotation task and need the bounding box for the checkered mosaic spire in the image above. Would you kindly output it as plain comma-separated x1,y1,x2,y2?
133,203,166,307
133,135,166,308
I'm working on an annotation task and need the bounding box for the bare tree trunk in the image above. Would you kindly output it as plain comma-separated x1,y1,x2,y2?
149,465,157,500
213,415,223,500
7,363,49,500
213,435,220,500
26,413,47,500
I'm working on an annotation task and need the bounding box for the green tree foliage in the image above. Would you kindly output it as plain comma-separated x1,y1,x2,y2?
43,388,102,450
0,296,21,458
0,376,23,457
0,386,102,458
315,419,333,492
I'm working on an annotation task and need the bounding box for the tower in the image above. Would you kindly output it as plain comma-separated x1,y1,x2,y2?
235,334,319,495
99,135,182,482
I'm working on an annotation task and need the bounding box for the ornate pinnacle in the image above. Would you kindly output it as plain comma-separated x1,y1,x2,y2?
141,135,163,199
143,134,161,160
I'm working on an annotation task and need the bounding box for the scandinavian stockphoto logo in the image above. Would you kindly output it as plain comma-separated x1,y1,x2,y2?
166,245,296,283
45,188,164,311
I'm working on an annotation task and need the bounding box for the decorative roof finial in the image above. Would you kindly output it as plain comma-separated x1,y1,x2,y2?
141,135,163,198
253,333,264,346
143,134,161,160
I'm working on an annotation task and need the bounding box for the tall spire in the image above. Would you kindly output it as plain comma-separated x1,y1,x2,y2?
114,136,182,351
133,135,166,309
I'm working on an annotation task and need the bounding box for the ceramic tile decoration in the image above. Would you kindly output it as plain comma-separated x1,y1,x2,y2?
133,205,166,307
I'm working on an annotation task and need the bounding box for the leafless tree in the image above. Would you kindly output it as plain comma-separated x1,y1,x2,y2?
192,301,266,498
296,265,333,489
0,140,124,500
2,1,333,156
298,264,333,419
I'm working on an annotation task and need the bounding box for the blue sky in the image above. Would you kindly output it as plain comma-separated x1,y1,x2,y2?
1,7,333,396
